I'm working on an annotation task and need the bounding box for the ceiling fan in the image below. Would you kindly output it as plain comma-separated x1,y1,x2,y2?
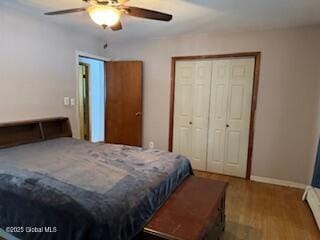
44,0,173,31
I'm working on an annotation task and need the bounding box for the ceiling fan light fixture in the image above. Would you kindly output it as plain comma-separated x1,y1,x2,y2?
88,6,121,27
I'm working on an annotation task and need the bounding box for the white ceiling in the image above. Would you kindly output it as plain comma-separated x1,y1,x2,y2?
4,0,320,43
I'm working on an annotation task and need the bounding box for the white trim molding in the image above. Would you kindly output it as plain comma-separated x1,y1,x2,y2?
303,186,320,229
76,51,110,62
250,175,306,189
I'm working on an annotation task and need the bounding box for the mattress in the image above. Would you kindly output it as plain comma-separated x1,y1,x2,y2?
0,138,192,240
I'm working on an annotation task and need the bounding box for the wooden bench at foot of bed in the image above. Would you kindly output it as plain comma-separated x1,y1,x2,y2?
142,176,228,240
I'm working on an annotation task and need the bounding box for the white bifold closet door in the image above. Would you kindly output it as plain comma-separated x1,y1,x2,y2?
173,61,212,171
173,57,255,178
207,58,255,178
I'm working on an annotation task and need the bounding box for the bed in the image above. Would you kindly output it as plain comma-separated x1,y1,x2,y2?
0,118,192,240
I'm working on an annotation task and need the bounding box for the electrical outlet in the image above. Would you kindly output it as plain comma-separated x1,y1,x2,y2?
149,141,154,149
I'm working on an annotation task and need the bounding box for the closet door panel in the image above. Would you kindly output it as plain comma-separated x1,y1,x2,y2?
190,61,212,170
207,60,230,174
223,58,255,177
225,131,241,163
173,61,195,160
177,126,192,158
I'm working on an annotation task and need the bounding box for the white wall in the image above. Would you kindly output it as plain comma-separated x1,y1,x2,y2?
79,57,105,143
106,26,320,184
308,62,320,183
0,3,104,138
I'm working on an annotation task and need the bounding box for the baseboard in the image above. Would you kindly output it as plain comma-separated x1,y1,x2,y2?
250,175,306,189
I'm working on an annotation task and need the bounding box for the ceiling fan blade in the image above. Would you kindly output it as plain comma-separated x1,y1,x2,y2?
124,6,172,21
111,21,123,31
44,8,87,15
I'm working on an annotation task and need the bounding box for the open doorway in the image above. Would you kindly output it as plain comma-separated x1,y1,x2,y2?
78,56,105,143
78,63,90,141
76,52,143,147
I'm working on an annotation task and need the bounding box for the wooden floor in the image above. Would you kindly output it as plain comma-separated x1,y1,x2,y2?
194,171,320,240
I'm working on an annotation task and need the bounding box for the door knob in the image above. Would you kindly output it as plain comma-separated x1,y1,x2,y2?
135,112,142,117
226,124,229,128
189,121,193,125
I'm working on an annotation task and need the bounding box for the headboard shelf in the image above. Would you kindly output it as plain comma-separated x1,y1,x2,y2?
0,117,72,149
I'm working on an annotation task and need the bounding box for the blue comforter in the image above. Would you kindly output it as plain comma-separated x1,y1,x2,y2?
0,138,192,240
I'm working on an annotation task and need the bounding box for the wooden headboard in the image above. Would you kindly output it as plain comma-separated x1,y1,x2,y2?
0,117,72,149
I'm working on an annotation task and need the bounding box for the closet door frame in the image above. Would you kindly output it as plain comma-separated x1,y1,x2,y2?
168,52,261,179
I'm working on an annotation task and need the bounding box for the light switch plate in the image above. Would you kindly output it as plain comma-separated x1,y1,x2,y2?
70,98,75,106
64,97,70,106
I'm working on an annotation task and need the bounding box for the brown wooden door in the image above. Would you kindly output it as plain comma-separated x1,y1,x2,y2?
105,61,143,147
